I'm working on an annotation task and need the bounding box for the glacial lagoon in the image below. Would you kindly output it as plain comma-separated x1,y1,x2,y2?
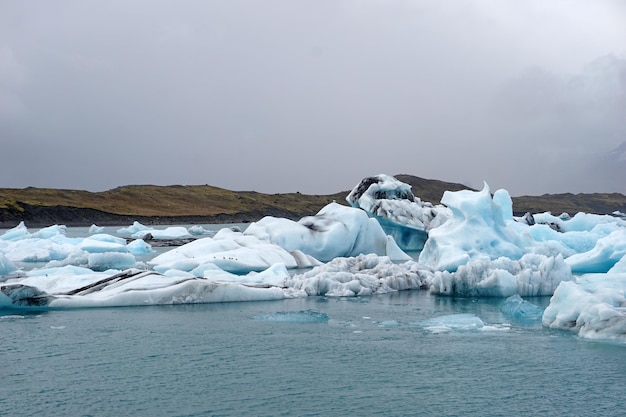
1,224,625,417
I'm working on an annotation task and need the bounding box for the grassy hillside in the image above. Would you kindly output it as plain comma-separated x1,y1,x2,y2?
394,174,473,202
511,193,626,216
0,185,346,217
1,175,625,227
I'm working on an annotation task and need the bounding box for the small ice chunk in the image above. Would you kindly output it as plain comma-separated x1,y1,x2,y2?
418,314,485,332
0,222,31,241
500,294,544,321
117,221,149,237
87,252,136,272
127,239,155,255
89,224,104,234
188,225,214,236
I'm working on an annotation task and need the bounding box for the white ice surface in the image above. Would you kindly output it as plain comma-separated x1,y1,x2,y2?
286,254,433,297
89,224,104,234
244,202,410,262
608,255,626,273
117,221,194,239
0,265,301,308
0,222,31,241
149,228,321,275
0,253,17,275
1,175,626,333
0,224,139,271
116,221,149,236
127,239,155,255
418,184,525,271
543,273,626,341
0,253,434,308
565,228,626,273
429,253,573,297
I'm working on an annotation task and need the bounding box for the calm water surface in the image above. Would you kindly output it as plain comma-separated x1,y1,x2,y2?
1,292,624,417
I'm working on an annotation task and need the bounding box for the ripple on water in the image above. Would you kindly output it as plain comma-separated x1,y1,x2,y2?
252,309,330,323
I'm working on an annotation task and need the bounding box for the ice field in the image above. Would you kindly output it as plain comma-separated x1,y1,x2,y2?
2,174,626,343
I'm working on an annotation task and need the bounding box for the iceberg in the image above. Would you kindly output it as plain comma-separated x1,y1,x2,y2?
149,228,321,275
542,274,626,341
245,202,410,262
418,184,525,272
0,222,31,241
89,224,104,234
0,269,294,308
0,253,431,308
429,253,573,297
117,221,150,237
119,222,212,240
565,228,626,273
532,211,625,233
2,171,626,346
78,235,128,253
0,224,140,271
188,225,215,236
127,239,155,255
346,174,451,251
286,253,433,297
87,252,136,272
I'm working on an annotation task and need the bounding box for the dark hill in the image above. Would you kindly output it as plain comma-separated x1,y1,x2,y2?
1,175,624,227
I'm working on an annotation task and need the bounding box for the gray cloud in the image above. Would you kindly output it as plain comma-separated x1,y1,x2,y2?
1,0,625,196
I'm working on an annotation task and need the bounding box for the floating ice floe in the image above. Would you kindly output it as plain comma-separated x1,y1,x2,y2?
89,224,104,234
188,225,215,236
500,294,544,321
416,314,486,333
286,253,433,297
117,221,192,239
0,268,295,308
542,273,626,341
127,239,155,255
0,222,31,241
149,228,321,275
429,253,573,297
245,202,411,262
0,254,432,308
346,174,451,251
0,223,138,271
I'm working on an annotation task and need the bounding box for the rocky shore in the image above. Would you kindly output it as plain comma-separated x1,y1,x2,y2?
0,203,311,228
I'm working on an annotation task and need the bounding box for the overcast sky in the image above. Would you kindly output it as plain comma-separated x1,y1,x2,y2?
1,0,625,197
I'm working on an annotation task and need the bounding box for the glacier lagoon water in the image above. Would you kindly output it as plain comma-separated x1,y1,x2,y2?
1,225,625,416
2,293,625,416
